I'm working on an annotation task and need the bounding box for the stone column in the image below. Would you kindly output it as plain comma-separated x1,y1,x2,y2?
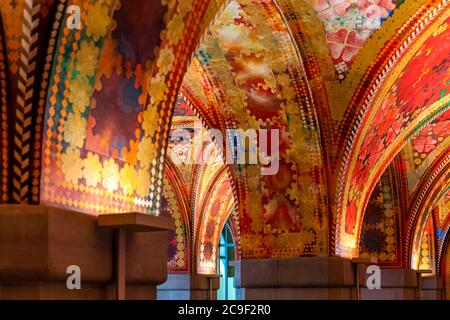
0,205,170,300
235,257,355,300
360,269,418,300
420,276,444,300
157,274,220,300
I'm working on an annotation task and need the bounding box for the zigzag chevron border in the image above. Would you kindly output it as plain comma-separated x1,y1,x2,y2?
12,0,41,203
31,0,67,203
0,14,8,203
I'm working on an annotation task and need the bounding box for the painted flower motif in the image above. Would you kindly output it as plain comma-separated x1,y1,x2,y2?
83,152,102,187
365,194,385,225
384,115,404,145
102,159,119,192
359,131,378,162
376,98,404,145
166,14,185,46
245,85,282,120
361,228,386,253
61,148,84,184
315,0,352,19
63,113,87,148
346,200,358,234
397,26,450,114
357,0,395,19
264,162,293,194
142,106,159,138
278,73,296,101
157,47,175,77
351,93,402,209
327,29,368,63
85,2,112,40
136,168,151,198
432,120,450,137
354,138,383,188
177,257,185,268
377,107,397,135
413,135,438,154
149,74,166,105
416,125,433,140
178,0,193,14
137,137,157,168
365,140,385,167
372,91,395,126
68,76,93,114
442,109,450,122
264,195,300,233
365,91,401,148
445,190,450,203
119,164,138,195
75,41,100,77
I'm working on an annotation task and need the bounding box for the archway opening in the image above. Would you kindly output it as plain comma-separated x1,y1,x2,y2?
217,221,236,300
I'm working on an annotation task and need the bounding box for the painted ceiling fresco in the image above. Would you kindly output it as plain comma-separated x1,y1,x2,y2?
411,109,450,168
313,0,403,79
417,214,435,272
162,98,198,274
436,190,450,229
164,95,236,274
161,177,191,273
399,109,450,200
35,0,225,214
404,146,450,199
185,0,330,258
410,168,450,270
359,167,403,266
338,10,450,257
195,167,235,274
0,0,449,277
358,137,448,271
40,0,164,213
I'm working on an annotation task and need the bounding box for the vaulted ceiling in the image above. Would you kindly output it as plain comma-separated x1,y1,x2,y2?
0,0,448,272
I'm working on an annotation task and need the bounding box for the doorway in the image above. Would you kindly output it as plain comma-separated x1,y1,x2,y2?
217,222,236,300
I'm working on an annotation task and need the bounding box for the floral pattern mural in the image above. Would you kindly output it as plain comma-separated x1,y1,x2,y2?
37,0,223,214
162,180,190,273
340,14,450,257
412,109,450,167
435,190,450,239
417,215,435,272
0,0,448,270
359,169,402,265
39,0,189,213
313,0,401,78
183,0,329,258
410,168,450,270
165,96,236,274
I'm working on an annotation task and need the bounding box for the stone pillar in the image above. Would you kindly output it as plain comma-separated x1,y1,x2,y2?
235,257,355,300
157,274,220,300
360,269,418,300
420,276,444,300
0,205,170,300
